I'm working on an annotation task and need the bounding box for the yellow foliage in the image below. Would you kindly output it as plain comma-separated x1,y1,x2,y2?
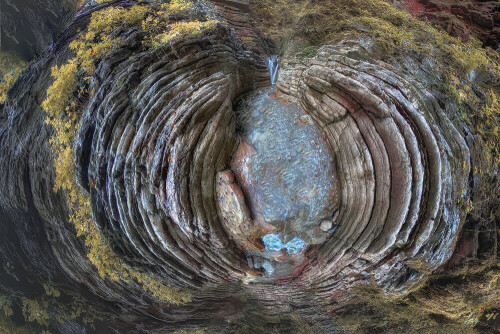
164,0,192,12
42,61,78,127
175,329,206,334
0,66,23,104
140,0,194,37
88,5,148,34
16,293,99,331
22,298,50,327
42,2,201,305
141,0,217,47
43,284,61,298
156,20,218,45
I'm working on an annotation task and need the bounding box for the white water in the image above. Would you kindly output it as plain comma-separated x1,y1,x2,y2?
268,55,279,85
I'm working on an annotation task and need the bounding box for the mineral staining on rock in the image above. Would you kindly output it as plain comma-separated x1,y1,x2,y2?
219,86,339,278
0,0,499,332
215,169,277,252
215,168,312,278
405,0,500,47
230,87,338,249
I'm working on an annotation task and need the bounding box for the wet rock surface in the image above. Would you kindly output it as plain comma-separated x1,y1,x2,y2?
0,0,498,332
0,0,79,58
231,86,338,245
216,169,277,252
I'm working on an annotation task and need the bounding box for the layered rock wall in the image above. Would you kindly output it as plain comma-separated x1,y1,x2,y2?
0,0,496,332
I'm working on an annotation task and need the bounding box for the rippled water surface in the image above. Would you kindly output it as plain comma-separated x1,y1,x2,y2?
231,87,337,245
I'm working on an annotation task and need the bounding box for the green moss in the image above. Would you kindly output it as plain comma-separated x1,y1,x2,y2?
42,1,207,305
175,329,206,334
251,0,499,74
296,45,319,59
0,312,37,334
332,282,485,333
0,50,27,78
0,66,23,104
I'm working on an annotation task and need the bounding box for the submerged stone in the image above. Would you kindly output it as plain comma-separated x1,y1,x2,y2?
319,219,333,232
231,87,338,246
262,233,308,254
215,170,277,251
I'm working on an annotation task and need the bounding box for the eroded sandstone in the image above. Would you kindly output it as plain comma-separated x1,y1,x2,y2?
0,0,498,332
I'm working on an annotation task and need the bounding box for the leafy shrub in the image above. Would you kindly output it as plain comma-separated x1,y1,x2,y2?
22,298,50,327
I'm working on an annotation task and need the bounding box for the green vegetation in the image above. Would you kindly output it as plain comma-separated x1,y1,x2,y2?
41,0,221,305
251,0,499,72
22,298,51,327
467,88,500,218
175,329,206,334
19,295,98,331
0,295,14,317
332,283,478,333
43,283,61,298
251,0,499,331
0,66,23,104
330,265,499,334
296,45,319,59
0,312,38,334
0,50,27,78
0,288,102,333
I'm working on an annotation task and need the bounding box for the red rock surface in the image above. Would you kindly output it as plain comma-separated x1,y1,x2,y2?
215,169,277,251
210,0,265,49
404,0,500,47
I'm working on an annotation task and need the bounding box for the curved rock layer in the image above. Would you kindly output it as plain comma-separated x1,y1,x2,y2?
75,28,270,286
0,0,78,59
277,44,470,291
0,0,478,332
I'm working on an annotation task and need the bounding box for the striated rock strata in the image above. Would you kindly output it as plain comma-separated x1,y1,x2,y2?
405,0,500,48
0,0,495,332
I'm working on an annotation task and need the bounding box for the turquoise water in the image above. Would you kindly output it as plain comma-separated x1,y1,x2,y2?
232,87,337,244
262,233,308,254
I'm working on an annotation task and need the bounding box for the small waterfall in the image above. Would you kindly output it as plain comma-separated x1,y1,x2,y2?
268,55,279,85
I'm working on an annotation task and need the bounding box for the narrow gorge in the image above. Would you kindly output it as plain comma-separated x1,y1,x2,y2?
0,0,498,333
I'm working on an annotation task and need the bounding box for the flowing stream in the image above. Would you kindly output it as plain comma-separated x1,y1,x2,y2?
268,55,279,85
